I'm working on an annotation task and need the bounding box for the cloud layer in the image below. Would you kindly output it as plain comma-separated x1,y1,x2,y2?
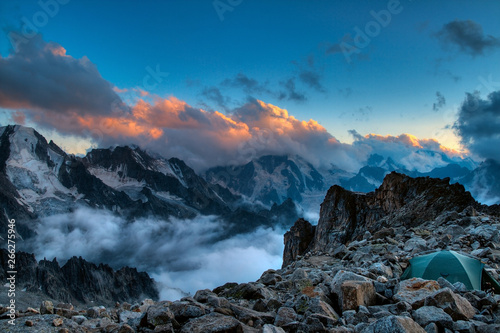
0,35,467,173
25,207,284,301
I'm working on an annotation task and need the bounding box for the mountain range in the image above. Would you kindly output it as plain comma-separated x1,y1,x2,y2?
1,124,499,246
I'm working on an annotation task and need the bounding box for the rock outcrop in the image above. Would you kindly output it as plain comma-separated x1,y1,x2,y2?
296,172,481,254
283,218,315,267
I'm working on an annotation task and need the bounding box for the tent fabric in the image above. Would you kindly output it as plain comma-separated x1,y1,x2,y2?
401,250,484,290
483,270,500,294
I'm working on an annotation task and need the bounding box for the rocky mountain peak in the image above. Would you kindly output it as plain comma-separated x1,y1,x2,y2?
284,172,481,264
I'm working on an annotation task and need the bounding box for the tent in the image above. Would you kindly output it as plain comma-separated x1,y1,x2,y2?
401,250,500,293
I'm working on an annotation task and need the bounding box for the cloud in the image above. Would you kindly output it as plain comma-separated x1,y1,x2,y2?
221,73,271,95
25,207,284,300
436,20,500,56
201,86,231,110
433,91,446,111
298,69,325,93
454,90,500,162
0,35,466,174
279,78,307,102
0,34,127,119
351,131,465,172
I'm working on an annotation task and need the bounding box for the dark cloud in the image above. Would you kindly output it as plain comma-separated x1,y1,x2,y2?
201,86,231,110
454,90,500,162
221,73,271,95
279,78,307,102
299,69,325,93
433,91,446,111
436,20,500,56
0,34,126,120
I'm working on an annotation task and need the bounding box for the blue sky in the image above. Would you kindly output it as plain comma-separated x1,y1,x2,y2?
1,0,499,170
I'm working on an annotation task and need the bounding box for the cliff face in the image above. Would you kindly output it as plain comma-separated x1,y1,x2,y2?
0,249,158,306
286,172,480,259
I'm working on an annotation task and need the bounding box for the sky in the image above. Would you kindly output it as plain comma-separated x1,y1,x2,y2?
1,0,500,171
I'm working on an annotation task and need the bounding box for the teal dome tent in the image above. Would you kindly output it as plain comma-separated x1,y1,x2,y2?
401,250,500,293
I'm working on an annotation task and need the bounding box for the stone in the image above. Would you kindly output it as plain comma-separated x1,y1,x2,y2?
360,315,426,333
180,313,243,333
341,280,376,311
369,262,393,278
118,310,142,324
53,317,64,327
330,270,372,310
424,287,476,321
307,298,339,321
142,302,176,328
25,320,34,326
453,320,476,332
274,307,297,327
393,278,441,309
403,237,427,253
194,289,217,303
72,315,87,325
259,269,282,286
169,301,206,323
230,304,274,325
262,324,286,333
40,301,54,315
412,306,453,330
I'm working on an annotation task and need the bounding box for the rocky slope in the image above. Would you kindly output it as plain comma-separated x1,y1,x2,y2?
2,172,500,332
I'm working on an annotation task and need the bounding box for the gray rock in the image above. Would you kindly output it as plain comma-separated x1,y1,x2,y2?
40,301,54,315
142,302,176,328
71,315,87,325
424,322,439,333
230,303,275,325
360,315,426,333
424,287,476,321
259,269,282,286
194,289,217,303
412,306,453,330
118,310,142,324
453,320,476,333
274,307,297,327
169,301,206,323
262,324,286,333
403,237,427,253
180,313,243,333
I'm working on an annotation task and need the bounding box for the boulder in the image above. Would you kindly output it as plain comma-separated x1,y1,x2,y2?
274,307,297,327
424,287,476,321
180,313,243,333
341,280,376,311
393,278,441,309
412,306,453,330
360,315,426,333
